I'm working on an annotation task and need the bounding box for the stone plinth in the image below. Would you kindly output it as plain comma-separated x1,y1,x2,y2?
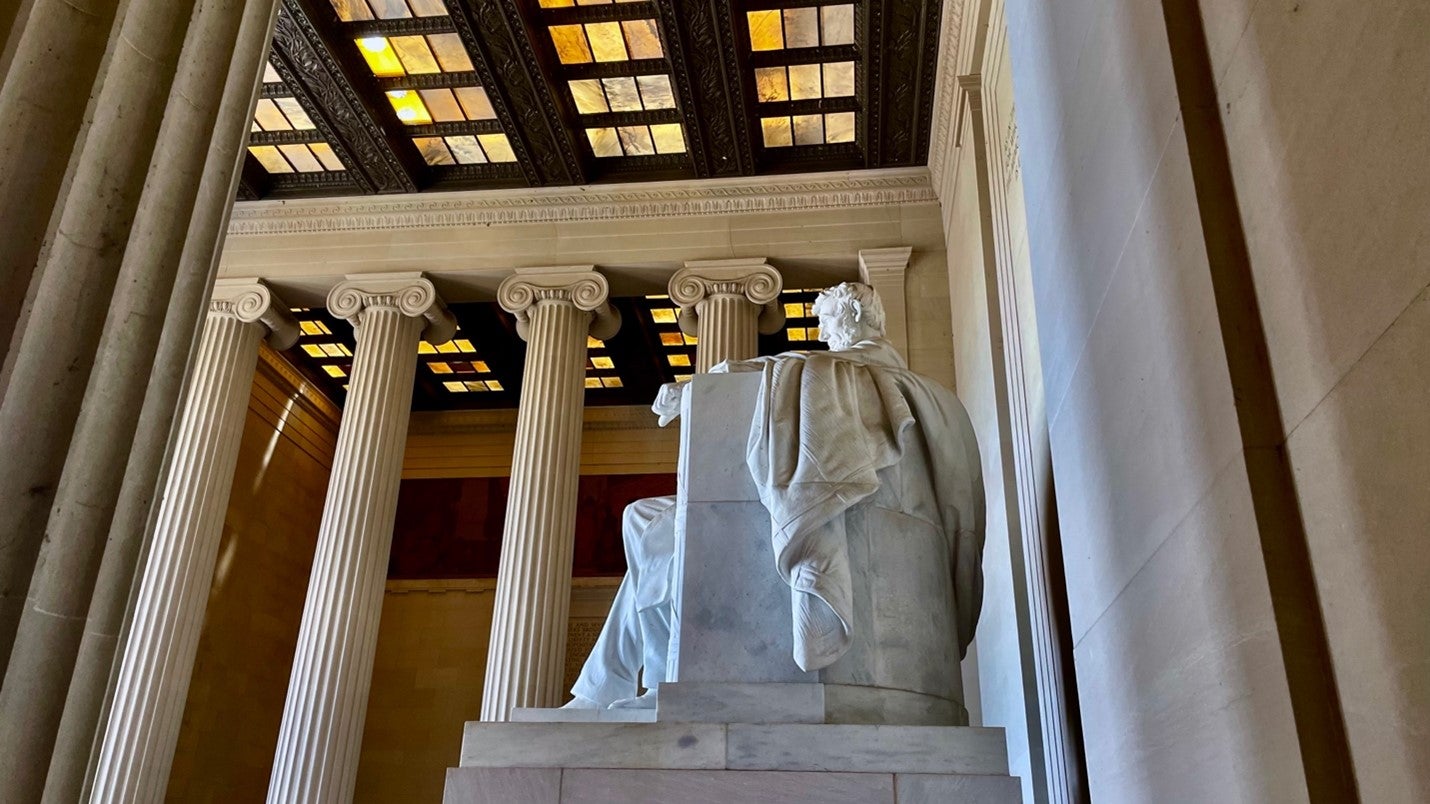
442,722,1019,803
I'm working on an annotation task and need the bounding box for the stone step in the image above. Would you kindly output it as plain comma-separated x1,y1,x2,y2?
512,706,657,724
443,768,1023,804
458,721,1010,776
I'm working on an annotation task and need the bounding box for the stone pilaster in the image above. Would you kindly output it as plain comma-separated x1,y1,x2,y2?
669,258,784,371
267,273,454,803
85,281,296,803
858,247,912,357
481,267,619,721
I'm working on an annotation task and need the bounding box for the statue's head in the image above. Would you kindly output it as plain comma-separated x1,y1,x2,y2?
813,282,886,351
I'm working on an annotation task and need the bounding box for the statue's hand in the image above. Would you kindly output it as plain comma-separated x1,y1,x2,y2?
651,381,685,427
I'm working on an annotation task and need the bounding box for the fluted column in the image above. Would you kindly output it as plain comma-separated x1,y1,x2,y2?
83,281,296,803
481,267,620,721
44,0,283,795
0,0,203,666
267,274,455,803
669,258,784,371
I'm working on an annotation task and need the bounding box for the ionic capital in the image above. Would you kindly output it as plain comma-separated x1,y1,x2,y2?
669,258,784,336
210,278,300,350
326,272,456,345
497,266,620,342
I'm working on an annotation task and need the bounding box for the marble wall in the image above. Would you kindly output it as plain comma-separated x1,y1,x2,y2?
1206,1,1430,797
165,348,338,801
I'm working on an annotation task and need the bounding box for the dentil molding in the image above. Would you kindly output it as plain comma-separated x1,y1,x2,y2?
226,168,936,235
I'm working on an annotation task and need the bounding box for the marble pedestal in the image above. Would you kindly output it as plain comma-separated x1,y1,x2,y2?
447,372,1008,801
443,720,1020,803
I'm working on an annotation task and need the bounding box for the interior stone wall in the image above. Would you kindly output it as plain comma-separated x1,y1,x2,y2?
1202,1,1430,798
941,102,1036,804
165,347,338,801
354,578,619,804
985,0,1314,798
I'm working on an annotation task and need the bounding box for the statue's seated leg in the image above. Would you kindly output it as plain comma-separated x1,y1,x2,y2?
566,495,678,708
566,573,641,707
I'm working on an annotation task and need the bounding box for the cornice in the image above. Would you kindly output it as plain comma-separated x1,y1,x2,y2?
928,0,967,191
226,168,936,235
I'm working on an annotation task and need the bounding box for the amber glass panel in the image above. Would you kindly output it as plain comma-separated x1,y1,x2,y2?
621,20,662,59
650,308,677,323
792,113,824,145
392,35,440,73
636,75,674,109
478,133,517,162
413,137,454,165
279,144,322,172
823,61,855,97
386,90,433,124
550,25,593,63
821,5,855,45
586,127,621,157
539,0,573,6
585,377,602,389
601,76,640,111
569,79,608,113
253,99,291,131
660,332,684,346
428,33,473,71
420,88,464,122
788,63,821,100
586,22,627,61
454,87,496,120
446,135,486,164
591,356,614,369
248,145,292,173
825,111,855,143
617,125,654,155
667,354,691,367
782,7,818,48
602,377,624,388
747,10,783,50
330,0,374,21
650,123,685,154
761,116,793,147
754,67,788,102
368,0,409,18
407,0,446,15
309,142,345,171
263,62,282,83
274,97,315,129
357,37,405,76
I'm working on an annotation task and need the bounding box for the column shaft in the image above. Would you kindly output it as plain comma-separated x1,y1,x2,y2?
43,0,281,794
0,0,123,365
268,276,453,802
0,0,200,667
481,300,592,719
694,294,760,371
0,0,269,791
87,300,272,802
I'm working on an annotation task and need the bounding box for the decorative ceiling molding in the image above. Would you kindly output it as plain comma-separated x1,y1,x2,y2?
227,167,935,235
927,0,967,190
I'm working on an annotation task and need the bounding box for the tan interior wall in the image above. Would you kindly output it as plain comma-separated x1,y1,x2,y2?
355,578,619,804
166,346,339,802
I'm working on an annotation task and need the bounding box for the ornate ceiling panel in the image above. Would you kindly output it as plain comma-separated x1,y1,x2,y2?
238,0,945,200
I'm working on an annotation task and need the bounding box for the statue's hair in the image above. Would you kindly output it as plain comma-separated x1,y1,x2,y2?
813,282,886,336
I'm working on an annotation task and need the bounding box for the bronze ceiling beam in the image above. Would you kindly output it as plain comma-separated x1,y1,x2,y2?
445,0,586,186
652,0,755,178
270,0,424,193
863,0,943,167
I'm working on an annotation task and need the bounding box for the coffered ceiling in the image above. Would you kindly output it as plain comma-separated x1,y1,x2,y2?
240,0,946,199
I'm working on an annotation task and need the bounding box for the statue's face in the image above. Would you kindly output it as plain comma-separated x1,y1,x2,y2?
816,302,860,351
